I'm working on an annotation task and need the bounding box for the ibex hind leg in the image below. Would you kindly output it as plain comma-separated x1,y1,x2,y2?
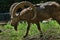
36,22,43,37
23,22,31,38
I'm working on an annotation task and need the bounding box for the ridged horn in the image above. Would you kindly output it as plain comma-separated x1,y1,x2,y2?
10,2,18,18
12,1,34,17
31,7,37,20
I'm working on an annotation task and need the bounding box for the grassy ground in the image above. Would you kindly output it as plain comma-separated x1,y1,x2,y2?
0,20,60,40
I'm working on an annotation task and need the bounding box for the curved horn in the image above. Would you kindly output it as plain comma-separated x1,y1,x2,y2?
31,7,37,20
10,2,18,18
12,1,34,17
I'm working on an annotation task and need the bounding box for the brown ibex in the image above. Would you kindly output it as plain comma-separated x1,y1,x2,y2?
10,1,60,38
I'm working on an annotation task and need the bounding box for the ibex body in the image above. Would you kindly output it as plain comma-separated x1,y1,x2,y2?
10,1,60,38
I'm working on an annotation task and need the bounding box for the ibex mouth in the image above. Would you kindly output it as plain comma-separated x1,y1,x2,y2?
11,23,16,26
11,22,18,31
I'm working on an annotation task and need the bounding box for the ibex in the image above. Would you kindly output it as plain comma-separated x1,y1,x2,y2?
10,1,60,38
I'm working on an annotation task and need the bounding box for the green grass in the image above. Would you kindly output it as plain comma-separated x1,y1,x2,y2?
0,20,60,40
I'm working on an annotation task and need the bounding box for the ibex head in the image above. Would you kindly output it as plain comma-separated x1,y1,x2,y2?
10,1,34,30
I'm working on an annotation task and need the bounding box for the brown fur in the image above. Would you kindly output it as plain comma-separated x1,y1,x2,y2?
10,1,60,38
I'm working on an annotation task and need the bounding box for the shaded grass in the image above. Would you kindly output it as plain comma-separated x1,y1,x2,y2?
0,20,60,40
